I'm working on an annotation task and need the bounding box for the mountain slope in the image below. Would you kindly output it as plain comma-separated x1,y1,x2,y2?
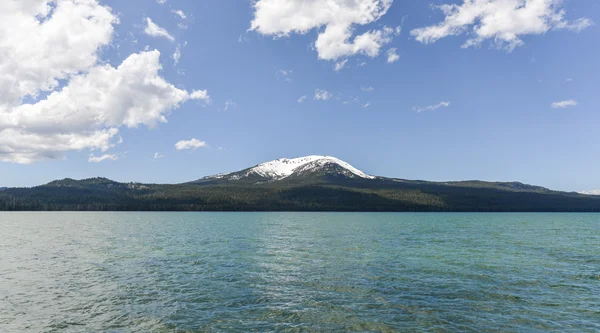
193,156,374,184
1,156,599,212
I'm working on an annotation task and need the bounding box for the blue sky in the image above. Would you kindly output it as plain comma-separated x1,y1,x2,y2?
0,0,599,192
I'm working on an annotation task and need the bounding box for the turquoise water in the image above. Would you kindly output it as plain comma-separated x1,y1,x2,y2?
0,213,599,332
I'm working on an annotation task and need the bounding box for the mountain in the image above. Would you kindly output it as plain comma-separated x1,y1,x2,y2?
193,156,374,184
1,155,600,212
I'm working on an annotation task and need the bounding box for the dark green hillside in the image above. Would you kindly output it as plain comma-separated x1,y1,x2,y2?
1,176,599,212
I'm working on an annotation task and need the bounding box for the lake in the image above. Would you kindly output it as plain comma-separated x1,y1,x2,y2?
0,212,598,332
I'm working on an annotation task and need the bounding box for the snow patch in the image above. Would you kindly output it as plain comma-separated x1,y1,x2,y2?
579,189,600,195
207,155,374,180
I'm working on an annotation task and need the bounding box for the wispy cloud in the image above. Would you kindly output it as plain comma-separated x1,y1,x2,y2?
154,152,165,159
88,153,119,163
172,9,186,19
276,69,292,82
551,100,577,109
175,139,207,150
334,59,348,71
173,45,181,65
361,86,374,92
297,95,307,103
144,17,174,41
224,100,237,111
314,89,332,101
414,101,450,113
342,96,360,105
557,18,595,32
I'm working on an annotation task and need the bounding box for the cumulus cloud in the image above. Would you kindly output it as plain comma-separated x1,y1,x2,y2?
314,89,333,101
551,99,577,108
411,0,594,51
190,90,210,101
0,1,209,164
88,153,119,163
297,95,307,103
414,101,451,113
144,17,175,41
250,0,401,61
175,139,207,150
0,51,209,164
0,0,116,106
386,48,400,63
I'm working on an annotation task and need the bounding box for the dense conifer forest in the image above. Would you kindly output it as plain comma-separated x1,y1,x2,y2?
1,176,599,212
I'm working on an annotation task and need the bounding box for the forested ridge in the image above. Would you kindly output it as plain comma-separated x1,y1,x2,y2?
1,176,599,212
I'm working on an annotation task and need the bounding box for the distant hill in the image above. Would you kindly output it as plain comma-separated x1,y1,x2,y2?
1,156,599,212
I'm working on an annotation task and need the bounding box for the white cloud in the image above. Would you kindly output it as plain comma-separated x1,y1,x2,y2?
565,78,573,82
297,95,307,103
0,0,117,107
276,69,293,82
551,99,577,108
361,86,374,92
554,17,594,32
314,89,333,101
190,90,210,101
173,45,182,65
175,138,207,150
224,100,237,111
342,96,360,105
144,17,174,41
579,190,600,195
172,9,186,19
250,0,401,61
154,152,165,159
414,101,451,113
89,153,118,163
0,49,209,164
0,2,210,163
363,102,371,108
411,0,594,51
386,48,400,63
334,59,348,71
156,0,166,4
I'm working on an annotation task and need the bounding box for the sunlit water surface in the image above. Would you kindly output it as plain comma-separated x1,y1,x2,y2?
0,212,599,332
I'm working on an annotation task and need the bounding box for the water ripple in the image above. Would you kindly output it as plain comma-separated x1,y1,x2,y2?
0,212,599,332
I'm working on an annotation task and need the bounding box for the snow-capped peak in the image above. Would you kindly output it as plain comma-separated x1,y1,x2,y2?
206,155,375,181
